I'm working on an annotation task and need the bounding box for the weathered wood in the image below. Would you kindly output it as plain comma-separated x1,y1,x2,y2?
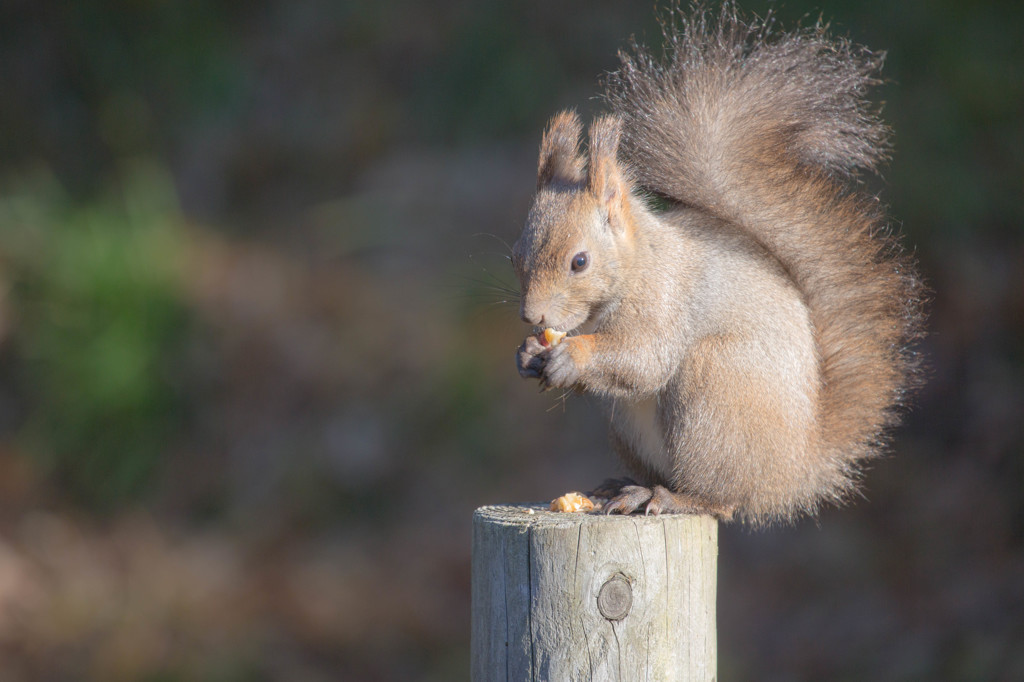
471,504,717,681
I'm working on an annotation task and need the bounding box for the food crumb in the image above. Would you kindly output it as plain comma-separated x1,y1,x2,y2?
550,492,595,513
541,328,567,347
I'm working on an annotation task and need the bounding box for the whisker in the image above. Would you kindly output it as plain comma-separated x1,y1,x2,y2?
449,277,520,297
546,389,573,412
468,254,518,289
452,242,522,319
471,250,514,261
471,232,514,255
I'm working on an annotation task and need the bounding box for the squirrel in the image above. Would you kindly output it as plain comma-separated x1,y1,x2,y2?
513,3,924,524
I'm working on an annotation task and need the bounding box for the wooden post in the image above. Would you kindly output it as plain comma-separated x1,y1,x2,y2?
471,504,717,681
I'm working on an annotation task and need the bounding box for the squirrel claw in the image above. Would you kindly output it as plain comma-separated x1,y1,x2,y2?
599,483,735,520
646,486,736,520
603,485,654,515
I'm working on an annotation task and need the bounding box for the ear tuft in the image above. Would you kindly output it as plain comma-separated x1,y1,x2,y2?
588,115,627,209
538,110,585,189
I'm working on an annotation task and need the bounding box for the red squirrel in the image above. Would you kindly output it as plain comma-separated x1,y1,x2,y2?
513,4,924,524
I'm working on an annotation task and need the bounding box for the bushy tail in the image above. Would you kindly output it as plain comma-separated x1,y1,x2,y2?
604,3,924,500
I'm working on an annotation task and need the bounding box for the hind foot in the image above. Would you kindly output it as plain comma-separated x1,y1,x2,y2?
590,478,735,520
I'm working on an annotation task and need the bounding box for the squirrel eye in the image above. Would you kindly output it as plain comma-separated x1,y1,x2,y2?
571,251,589,273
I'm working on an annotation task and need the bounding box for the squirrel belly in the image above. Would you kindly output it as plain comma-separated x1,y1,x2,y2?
603,208,828,521
512,4,924,524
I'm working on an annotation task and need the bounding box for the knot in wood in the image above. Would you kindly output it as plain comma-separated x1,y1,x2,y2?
597,574,632,621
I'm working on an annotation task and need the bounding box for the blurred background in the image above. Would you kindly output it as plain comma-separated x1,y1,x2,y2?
0,0,1020,680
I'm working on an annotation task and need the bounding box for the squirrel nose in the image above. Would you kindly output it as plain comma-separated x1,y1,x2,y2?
521,311,545,326
520,301,545,326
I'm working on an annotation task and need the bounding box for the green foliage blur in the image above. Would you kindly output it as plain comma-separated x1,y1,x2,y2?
0,163,189,509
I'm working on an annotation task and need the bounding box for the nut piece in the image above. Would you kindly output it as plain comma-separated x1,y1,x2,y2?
542,328,567,347
549,491,595,513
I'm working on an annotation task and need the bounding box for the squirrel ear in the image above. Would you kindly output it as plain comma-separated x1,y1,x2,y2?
587,115,630,227
538,110,585,189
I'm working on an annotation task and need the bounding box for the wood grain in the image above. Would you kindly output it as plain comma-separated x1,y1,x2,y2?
471,504,717,681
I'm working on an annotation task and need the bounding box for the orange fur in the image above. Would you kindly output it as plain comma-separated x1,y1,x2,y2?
564,334,596,365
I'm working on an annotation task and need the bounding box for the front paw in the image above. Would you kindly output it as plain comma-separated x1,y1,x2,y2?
540,342,580,389
516,335,547,378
